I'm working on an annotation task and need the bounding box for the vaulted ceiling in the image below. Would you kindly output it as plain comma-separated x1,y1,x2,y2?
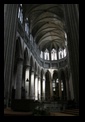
23,4,66,51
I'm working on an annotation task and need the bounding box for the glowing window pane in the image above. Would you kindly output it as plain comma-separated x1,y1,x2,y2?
59,49,64,59
35,77,38,100
30,34,33,43
26,17,28,21
39,79,41,95
44,49,49,60
56,79,59,83
65,33,67,40
18,8,20,19
43,80,45,94
25,68,29,81
61,81,63,91
20,9,23,24
53,88,55,91
51,49,57,60
20,4,22,7
40,51,43,58
53,82,55,87
64,49,66,57
25,23,29,34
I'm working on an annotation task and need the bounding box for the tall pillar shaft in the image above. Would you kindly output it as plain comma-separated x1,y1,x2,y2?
59,80,62,100
41,78,43,101
45,79,50,101
63,80,67,100
57,46,59,60
42,79,45,100
30,71,34,99
63,4,79,102
25,66,30,99
35,76,38,100
4,4,18,107
66,79,71,100
15,59,23,99
38,77,41,101
49,50,51,60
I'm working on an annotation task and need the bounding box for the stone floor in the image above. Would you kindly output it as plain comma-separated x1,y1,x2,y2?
4,107,33,116
4,107,79,116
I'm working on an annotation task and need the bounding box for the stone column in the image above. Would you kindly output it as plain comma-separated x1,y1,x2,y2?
38,77,41,101
59,80,62,100
30,70,35,99
45,72,50,101
63,80,67,100
57,46,59,68
49,79,52,101
56,80,59,98
65,80,69,100
43,79,45,100
56,46,59,60
41,77,43,101
21,65,26,99
35,75,38,100
25,66,30,99
65,76,71,100
15,58,23,99
69,72,74,100
49,49,51,61
4,4,18,107
43,51,44,60
49,49,52,67
63,4,79,102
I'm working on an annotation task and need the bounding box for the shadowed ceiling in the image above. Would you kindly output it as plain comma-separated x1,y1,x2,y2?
23,4,66,51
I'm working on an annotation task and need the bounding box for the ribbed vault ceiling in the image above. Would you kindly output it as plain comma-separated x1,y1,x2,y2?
23,4,66,51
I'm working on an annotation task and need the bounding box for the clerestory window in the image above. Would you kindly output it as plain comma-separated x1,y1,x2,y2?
51,48,57,60
44,49,49,60
40,51,43,59
18,5,23,24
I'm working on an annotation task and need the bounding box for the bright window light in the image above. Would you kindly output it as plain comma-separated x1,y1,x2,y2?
53,88,55,91
20,4,22,7
61,81,64,91
38,79,41,100
53,82,55,87
51,48,57,60
59,49,64,59
40,51,43,58
43,79,45,94
64,48,66,57
25,68,29,81
31,72,34,86
44,49,49,60
56,79,59,83
35,77,38,100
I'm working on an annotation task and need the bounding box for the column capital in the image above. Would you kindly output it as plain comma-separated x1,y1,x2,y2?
31,69,34,72
38,76,41,79
35,73,38,77
24,64,30,69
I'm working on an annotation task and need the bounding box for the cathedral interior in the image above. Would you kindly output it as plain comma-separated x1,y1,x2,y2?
4,4,79,116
